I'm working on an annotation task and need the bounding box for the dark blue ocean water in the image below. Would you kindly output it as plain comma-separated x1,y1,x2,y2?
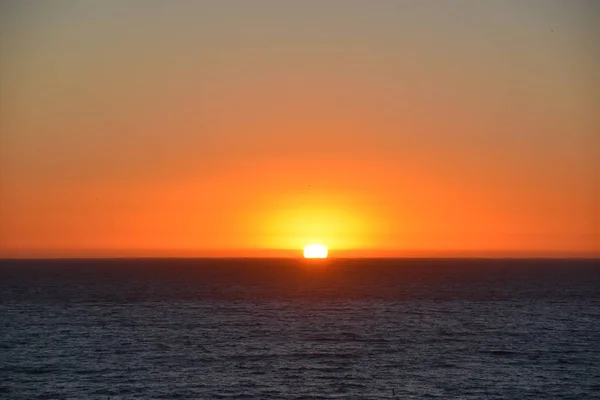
1,258,599,399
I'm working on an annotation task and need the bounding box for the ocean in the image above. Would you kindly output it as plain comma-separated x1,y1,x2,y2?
1,258,599,399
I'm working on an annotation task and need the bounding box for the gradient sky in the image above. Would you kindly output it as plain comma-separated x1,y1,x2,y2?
1,0,598,257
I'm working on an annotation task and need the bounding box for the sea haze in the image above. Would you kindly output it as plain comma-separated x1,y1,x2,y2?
1,258,599,399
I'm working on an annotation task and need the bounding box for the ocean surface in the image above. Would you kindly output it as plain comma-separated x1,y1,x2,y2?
1,258,599,399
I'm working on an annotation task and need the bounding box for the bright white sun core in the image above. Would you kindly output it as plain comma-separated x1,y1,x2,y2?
303,244,328,258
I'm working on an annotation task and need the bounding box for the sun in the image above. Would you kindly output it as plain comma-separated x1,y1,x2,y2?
303,244,328,258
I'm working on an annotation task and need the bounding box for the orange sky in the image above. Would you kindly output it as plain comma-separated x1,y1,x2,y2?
1,1,598,258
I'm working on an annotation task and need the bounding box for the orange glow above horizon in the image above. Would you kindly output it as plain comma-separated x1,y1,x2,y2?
260,195,374,252
0,2,598,258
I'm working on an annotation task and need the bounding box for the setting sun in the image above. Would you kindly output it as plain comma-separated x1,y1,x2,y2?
303,244,328,258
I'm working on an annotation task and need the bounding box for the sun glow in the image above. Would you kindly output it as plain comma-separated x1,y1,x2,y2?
303,244,328,258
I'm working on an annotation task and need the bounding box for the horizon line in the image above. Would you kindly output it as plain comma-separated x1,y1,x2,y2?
1,255,598,261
